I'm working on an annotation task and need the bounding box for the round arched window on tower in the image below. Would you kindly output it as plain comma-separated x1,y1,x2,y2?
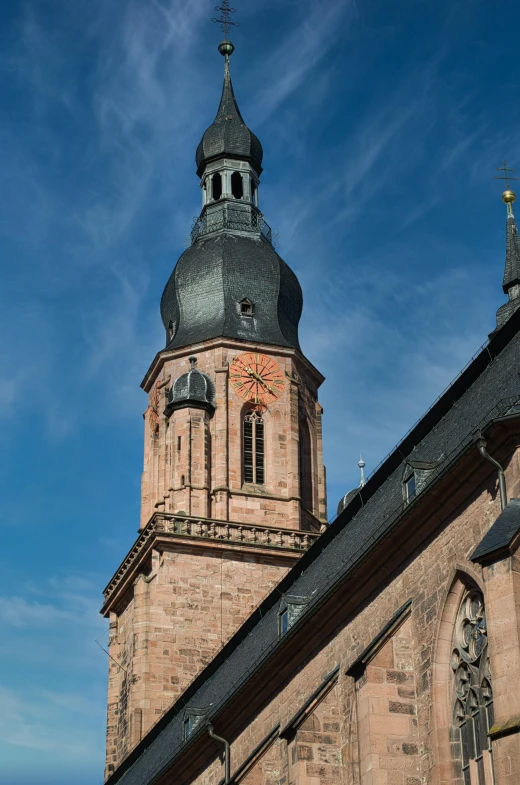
231,171,243,199
212,173,222,201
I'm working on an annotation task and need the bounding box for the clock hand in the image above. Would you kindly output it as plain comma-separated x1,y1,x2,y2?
245,366,276,396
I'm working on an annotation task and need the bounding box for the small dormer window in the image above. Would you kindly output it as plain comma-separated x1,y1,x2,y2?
240,298,254,316
404,471,416,503
279,608,289,637
278,594,311,638
182,708,206,741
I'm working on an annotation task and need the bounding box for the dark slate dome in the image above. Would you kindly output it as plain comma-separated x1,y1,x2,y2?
336,489,359,517
161,233,302,351
166,358,215,413
196,60,263,177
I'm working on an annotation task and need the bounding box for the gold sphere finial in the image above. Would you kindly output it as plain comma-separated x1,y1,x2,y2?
218,39,234,57
495,161,519,206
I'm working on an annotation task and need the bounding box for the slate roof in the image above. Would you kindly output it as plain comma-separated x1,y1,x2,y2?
496,213,520,328
503,214,520,291
336,488,359,516
166,361,215,414
107,303,520,785
196,59,263,177
471,498,520,562
160,233,303,352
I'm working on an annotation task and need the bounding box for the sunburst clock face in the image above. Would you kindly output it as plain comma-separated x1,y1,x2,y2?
229,352,285,406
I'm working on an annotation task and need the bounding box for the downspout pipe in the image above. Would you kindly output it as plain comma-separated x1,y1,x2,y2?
476,434,507,511
208,726,231,784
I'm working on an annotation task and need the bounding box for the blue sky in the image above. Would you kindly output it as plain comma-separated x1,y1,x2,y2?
1,0,519,782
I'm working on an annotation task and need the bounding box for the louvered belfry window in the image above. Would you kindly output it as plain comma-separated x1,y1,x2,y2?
244,412,264,484
452,587,494,784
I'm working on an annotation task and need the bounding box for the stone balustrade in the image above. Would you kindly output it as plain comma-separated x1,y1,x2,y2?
102,513,319,605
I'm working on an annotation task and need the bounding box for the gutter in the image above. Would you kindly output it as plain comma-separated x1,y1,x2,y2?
476,433,507,510
208,726,231,784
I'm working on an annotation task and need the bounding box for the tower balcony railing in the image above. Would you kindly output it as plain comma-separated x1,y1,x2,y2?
190,202,273,246
102,512,319,607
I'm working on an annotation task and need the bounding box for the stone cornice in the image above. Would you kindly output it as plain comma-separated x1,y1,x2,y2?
101,513,319,616
141,338,324,393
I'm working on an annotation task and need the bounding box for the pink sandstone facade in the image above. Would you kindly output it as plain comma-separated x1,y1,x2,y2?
102,337,327,774
139,341,326,531
100,19,520,785
139,423,520,785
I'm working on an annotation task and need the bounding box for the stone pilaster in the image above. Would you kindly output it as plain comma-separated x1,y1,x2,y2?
214,365,230,520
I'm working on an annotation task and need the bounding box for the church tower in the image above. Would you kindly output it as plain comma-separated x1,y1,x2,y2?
101,31,327,779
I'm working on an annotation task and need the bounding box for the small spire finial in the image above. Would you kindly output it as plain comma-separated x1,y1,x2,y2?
189,356,197,369
495,160,519,216
212,1,238,57
358,456,366,488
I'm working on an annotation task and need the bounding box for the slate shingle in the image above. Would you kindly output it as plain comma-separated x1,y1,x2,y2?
471,498,520,562
107,310,520,785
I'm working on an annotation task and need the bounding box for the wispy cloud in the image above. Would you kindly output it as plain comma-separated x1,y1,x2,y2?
251,0,354,125
2,1,520,782
0,684,100,757
0,572,106,777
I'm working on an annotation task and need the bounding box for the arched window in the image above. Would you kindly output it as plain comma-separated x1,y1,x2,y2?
251,180,257,205
299,420,313,510
244,411,264,484
231,171,243,199
452,587,494,784
212,173,222,201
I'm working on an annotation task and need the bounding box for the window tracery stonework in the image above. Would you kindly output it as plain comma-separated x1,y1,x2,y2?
452,587,494,784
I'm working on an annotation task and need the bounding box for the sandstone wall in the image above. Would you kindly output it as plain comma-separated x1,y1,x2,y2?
186,450,520,785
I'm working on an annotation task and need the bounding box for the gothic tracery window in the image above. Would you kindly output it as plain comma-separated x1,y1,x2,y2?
452,587,494,785
244,411,264,485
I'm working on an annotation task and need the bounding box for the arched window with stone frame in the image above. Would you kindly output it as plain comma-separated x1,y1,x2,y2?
452,586,494,784
243,410,265,485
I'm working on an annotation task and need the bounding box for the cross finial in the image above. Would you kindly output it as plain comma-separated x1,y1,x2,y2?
495,161,519,215
212,1,239,40
495,160,519,191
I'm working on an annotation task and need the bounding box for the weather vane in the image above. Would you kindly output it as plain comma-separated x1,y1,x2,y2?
212,1,239,39
495,161,519,191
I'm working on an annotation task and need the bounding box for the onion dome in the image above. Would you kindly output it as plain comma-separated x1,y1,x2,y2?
161,233,302,351
195,55,263,177
165,358,215,415
336,458,367,516
336,489,359,517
